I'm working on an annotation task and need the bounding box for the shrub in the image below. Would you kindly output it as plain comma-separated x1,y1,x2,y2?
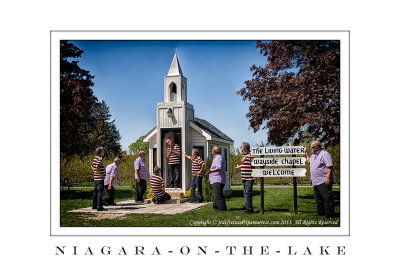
185,188,198,198
202,158,214,202
144,188,153,199
60,153,142,187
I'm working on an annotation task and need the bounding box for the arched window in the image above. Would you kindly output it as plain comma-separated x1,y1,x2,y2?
182,83,186,102
169,82,177,102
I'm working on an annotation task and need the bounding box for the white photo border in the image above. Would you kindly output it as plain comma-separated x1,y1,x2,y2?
50,30,350,236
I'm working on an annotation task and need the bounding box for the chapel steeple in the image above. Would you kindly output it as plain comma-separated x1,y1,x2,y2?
164,53,187,103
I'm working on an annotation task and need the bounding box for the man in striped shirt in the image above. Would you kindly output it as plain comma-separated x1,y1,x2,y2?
91,147,107,211
184,148,205,203
150,166,171,204
236,142,255,213
165,137,181,188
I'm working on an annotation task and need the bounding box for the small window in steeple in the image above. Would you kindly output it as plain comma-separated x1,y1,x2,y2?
169,82,177,102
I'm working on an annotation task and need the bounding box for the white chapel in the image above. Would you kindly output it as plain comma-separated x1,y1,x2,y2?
143,53,233,196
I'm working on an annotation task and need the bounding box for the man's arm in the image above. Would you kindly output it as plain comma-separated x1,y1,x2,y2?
205,158,221,175
304,146,310,163
173,145,181,157
166,145,172,159
325,167,332,185
196,162,205,176
199,162,205,173
183,152,191,160
135,170,140,182
108,176,115,190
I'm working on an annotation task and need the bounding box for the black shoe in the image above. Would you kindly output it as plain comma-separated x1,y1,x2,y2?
97,207,107,211
245,210,254,214
196,200,203,203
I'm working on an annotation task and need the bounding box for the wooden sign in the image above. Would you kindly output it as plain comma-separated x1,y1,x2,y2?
252,168,306,177
251,157,306,166
251,146,306,156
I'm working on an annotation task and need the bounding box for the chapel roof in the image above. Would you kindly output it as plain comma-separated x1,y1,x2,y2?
191,117,234,143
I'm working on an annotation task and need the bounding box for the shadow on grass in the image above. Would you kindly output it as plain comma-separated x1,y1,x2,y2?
61,189,134,200
298,191,340,207
228,189,261,198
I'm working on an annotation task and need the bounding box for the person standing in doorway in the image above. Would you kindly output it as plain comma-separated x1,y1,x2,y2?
165,137,181,188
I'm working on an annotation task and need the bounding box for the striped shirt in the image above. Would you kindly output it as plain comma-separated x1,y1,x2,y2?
241,153,254,180
191,156,204,176
150,174,164,197
166,144,181,164
92,156,106,180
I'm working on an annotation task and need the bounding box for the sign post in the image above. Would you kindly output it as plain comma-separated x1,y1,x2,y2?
251,146,306,215
260,155,264,214
292,154,298,215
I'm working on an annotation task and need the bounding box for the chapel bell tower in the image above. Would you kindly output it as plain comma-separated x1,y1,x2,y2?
156,53,194,191
164,53,187,103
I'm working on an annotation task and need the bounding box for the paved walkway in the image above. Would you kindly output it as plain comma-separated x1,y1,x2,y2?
69,199,209,216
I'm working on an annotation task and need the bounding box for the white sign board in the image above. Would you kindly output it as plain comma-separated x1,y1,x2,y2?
251,157,306,166
251,146,306,156
252,168,306,177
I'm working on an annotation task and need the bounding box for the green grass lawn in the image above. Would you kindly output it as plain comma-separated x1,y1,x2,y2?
60,186,340,227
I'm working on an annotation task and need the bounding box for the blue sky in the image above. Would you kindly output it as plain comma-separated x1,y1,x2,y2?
71,40,269,151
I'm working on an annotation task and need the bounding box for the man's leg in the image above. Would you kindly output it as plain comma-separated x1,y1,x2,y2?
212,182,226,210
141,179,147,201
159,192,171,203
174,164,180,188
190,177,197,202
168,164,174,188
138,179,146,201
243,180,254,212
92,181,98,209
197,176,203,202
102,185,111,205
319,183,335,217
314,184,326,215
211,183,220,210
219,183,227,210
135,179,139,201
110,186,116,205
96,180,104,211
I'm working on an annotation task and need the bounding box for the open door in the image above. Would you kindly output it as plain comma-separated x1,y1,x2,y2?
161,128,182,188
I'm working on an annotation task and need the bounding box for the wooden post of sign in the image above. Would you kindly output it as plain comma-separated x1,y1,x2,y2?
292,154,298,215
260,154,264,214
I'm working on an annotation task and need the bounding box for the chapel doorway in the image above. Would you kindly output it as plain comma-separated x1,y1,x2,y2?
161,128,182,188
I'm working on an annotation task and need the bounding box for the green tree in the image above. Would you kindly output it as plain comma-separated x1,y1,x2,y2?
60,40,97,155
238,40,340,146
87,101,121,154
60,40,121,155
128,136,149,155
229,145,242,185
